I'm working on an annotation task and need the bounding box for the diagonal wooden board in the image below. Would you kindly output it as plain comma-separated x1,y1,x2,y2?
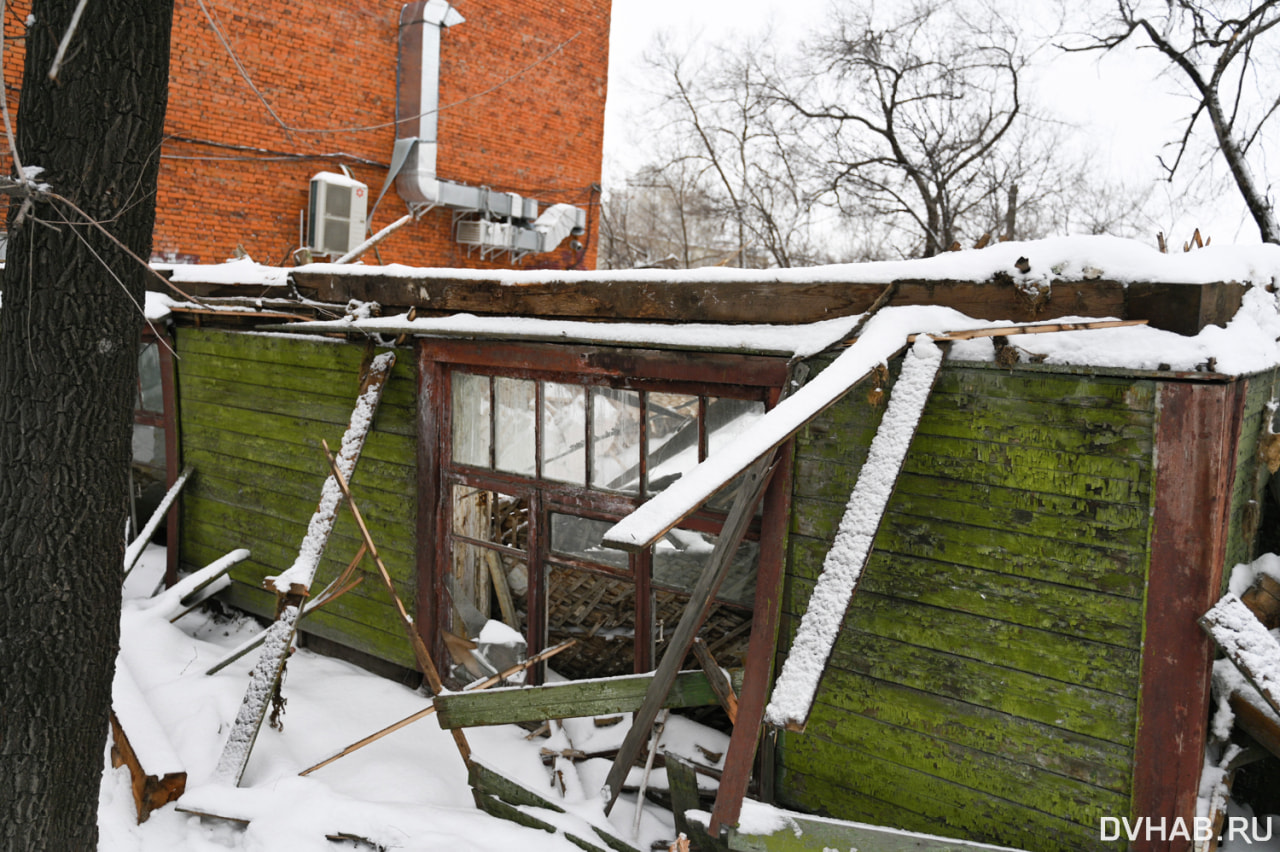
211,350,397,786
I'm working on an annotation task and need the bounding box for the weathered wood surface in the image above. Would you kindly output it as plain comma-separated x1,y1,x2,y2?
1131,381,1245,852
1225,369,1280,572
281,271,1245,335
722,807,1027,851
176,328,420,669
434,669,738,729
775,357,1157,851
1201,594,1280,718
110,664,187,824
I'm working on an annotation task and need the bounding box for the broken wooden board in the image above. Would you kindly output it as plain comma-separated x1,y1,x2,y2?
766,338,947,731
1200,593,1280,718
468,760,640,852
123,464,194,578
714,803,1026,852
435,669,742,729
211,351,396,786
110,662,186,822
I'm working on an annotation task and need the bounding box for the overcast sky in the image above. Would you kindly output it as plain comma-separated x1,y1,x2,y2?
602,0,1273,245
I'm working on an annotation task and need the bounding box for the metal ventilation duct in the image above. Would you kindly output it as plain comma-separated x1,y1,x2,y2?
393,1,586,258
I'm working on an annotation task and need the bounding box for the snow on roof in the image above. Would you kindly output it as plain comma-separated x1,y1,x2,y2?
153,257,289,288
298,235,1280,287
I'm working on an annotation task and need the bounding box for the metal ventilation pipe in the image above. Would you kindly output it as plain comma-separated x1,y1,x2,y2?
393,0,587,255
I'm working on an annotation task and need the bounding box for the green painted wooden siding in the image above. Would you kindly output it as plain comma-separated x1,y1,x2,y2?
175,328,420,670
776,358,1159,852
1224,367,1280,578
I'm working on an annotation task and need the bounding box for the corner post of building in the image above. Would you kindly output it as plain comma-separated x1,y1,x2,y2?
416,341,448,678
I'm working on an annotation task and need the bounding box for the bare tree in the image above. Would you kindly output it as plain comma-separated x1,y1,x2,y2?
600,162,731,269
0,0,173,847
645,39,824,268
1066,0,1280,243
775,1,1031,256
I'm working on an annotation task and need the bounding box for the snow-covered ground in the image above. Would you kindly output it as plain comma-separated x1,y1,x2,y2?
102,545,711,851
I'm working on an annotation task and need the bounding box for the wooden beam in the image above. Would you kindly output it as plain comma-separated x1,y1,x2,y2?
434,669,732,729
719,808,1026,851
602,455,776,814
1132,380,1245,852
284,270,1245,335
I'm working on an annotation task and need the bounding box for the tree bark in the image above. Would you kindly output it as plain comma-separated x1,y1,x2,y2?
0,1,172,849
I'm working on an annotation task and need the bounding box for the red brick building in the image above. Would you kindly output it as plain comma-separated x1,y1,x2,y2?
2,0,610,269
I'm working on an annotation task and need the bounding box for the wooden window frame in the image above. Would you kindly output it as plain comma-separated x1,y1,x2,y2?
416,338,792,680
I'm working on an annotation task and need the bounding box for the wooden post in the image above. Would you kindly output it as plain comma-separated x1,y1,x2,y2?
601,454,776,814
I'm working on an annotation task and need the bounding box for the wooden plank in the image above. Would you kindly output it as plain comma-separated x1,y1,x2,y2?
691,638,738,723
725,806,1027,851
1200,594,1280,717
807,545,1143,648
603,332,912,552
790,588,1141,698
1131,380,1244,852
785,706,1130,826
211,352,397,785
908,318,1147,343
806,675,1133,792
768,341,946,731
773,746,1108,852
110,665,187,824
434,669,726,729
817,630,1137,745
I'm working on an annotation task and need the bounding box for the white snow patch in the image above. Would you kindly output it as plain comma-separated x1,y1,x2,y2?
765,337,944,728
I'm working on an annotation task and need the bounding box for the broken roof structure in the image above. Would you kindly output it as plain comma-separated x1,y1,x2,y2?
141,235,1280,851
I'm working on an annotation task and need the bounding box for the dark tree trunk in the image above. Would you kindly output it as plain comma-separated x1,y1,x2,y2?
0,1,172,849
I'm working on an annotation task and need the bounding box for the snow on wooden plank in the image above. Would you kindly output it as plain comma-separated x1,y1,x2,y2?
110,661,186,822
765,338,946,731
267,350,396,593
138,548,248,621
212,607,298,785
1200,593,1280,718
602,322,918,552
123,465,193,578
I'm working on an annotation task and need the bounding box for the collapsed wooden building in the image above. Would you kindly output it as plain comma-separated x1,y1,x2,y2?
140,238,1280,851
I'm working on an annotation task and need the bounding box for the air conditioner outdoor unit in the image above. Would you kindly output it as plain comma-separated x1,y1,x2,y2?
308,172,368,257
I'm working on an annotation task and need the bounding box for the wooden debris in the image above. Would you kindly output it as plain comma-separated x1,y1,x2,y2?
1260,432,1280,475
123,465,193,579
1197,745,1268,852
1200,594,1280,718
634,710,670,836
1242,573,1280,630
691,638,738,724
110,663,186,823
1230,691,1280,758
298,640,574,777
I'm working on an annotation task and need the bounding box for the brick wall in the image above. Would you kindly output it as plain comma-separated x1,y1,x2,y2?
3,0,609,269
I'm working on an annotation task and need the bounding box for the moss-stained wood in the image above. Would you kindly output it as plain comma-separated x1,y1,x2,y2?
805,676,1132,792
774,750,1118,852
435,670,727,729
783,585,1140,697
176,327,419,671
1224,369,1280,572
807,626,1137,744
793,702,1130,826
786,542,1142,647
778,356,1154,850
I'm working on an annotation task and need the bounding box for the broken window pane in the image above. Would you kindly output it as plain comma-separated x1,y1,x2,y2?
706,397,767,512
550,512,629,572
646,392,699,495
452,372,491,468
138,342,164,413
590,387,640,494
495,377,536,476
652,527,758,606
451,484,528,552
542,382,586,484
